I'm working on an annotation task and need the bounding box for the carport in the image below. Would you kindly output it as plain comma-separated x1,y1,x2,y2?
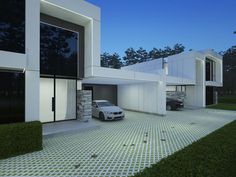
83,84,117,105
82,67,166,115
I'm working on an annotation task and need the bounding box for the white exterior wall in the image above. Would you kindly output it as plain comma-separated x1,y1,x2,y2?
118,82,166,115
122,59,163,75
121,50,223,108
0,0,100,122
167,53,196,81
0,0,40,122
84,15,101,77
185,60,205,107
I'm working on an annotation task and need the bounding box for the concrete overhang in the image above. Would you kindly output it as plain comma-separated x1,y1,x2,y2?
40,0,99,26
83,66,164,85
166,76,195,85
205,81,223,87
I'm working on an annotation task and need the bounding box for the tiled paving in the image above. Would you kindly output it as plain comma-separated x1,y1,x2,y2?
0,109,235,177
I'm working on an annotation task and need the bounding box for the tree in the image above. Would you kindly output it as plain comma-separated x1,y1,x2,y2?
101,52,110,68
220,46,236,95
173,43,185,54
101,52,123,69
108,53,123,69
148,43,185,60
149,48,163,59
123,48,139,65
136,47,149,63
163,46,173,58
101,44,186,67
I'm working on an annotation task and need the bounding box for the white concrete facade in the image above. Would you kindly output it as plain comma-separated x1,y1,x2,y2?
0,0,223,123
0,0,167,123
122,49,223,108
0,0,101,122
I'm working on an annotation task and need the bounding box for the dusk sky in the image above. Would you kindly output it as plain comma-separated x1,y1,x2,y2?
86,0,236,56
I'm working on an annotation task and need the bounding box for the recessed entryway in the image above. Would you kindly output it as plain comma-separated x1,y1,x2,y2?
40,77,76,123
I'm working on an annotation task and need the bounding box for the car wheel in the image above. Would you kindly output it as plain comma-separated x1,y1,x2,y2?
166,105,172,111
99,112,105,121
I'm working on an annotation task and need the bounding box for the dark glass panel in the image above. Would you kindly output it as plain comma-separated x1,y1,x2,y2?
40,23,77,77
206,60,211,81
0,71,25,124
0,0,25,53
206,86,214,105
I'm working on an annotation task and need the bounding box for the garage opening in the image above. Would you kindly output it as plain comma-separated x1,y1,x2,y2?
83,84,117,105
166,85,186,100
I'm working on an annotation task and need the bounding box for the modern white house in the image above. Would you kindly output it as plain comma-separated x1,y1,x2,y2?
0,0,222,125
0,0,167,125
122,49,223,108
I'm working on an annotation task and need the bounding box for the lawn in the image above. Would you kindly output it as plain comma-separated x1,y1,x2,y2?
207,103,236,111
131,120,236,177
219,95,236,104
207,95,236,111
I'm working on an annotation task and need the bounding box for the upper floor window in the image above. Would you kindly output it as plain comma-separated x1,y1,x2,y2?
206,58,216,81
40,23,78,78
0,0,25,53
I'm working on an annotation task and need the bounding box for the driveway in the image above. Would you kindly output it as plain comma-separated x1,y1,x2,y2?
0,109,235,177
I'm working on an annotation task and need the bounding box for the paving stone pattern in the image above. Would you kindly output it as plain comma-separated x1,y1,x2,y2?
0,109,235,177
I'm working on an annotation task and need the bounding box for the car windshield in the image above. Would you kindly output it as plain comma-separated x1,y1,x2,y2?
97,101,113,107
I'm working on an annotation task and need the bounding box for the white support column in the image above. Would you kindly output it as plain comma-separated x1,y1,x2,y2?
25,71,40,122
84,18,101,78
25,0,40,122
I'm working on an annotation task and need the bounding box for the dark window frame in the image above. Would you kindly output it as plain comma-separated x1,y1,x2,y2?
206,58,216,81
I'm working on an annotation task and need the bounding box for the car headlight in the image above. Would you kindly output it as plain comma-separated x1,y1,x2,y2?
104,111,111,114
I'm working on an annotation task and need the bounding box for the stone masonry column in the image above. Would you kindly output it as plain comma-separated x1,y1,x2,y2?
77,90,92,122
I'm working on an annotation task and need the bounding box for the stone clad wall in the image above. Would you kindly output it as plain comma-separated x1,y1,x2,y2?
77,90,92,122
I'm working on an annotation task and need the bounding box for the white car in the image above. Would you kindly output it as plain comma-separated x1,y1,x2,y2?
92,100,125,121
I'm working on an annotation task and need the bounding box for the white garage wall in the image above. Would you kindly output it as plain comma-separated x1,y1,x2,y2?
185,60,205,107
118,82,166,115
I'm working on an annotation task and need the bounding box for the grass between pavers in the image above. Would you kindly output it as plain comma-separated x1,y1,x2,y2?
207,103,236,111
131,120,236,177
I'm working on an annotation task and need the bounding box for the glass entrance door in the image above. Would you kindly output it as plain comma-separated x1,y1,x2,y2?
40,78,76,123
55,79,76,121
40,78,54,123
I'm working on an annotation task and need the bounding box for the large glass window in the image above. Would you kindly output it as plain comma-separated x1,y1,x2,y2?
0,0,25,53
40,23,78,77
0,71,25,124
206,58,216,81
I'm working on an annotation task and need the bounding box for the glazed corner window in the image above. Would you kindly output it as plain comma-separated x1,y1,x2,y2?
40,23,78,77
0,0,25,53
205,58,216,81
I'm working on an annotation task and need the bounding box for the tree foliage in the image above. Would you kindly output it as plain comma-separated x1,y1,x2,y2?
101,52,123,69
220,45,236,95
101,43,185,68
